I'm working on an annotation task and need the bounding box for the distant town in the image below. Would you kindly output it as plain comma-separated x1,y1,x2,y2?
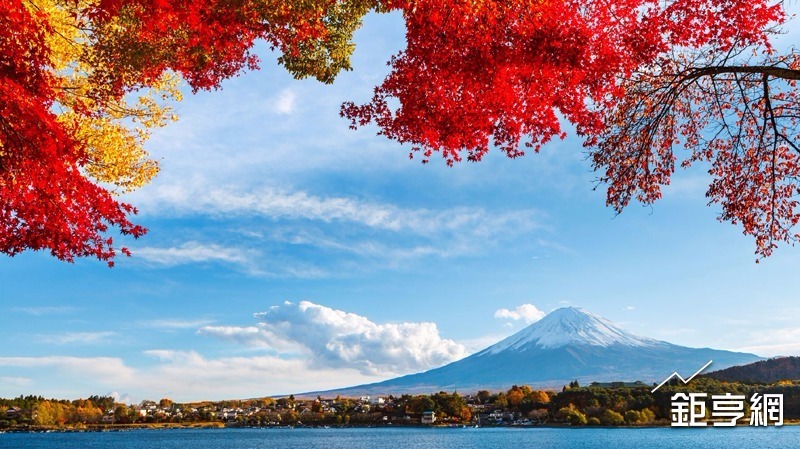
3,375,800,430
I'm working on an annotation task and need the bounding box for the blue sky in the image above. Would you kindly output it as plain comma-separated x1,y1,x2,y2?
2,10,800,403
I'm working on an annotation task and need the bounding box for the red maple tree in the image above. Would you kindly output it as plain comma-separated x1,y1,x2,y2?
1,0,371,265
343,0,797,258
1,2,145,265
3,0,798,263
594,47,800,258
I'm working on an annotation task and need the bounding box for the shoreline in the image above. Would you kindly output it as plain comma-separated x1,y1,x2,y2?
5,421,795,433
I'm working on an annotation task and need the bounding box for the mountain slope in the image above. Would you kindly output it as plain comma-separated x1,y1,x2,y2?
705,356,800,383
308,307,762,396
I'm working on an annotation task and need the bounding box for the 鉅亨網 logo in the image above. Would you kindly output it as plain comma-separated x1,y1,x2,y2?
653,360,783,427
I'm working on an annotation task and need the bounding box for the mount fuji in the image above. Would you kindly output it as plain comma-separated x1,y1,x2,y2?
309,307,762,396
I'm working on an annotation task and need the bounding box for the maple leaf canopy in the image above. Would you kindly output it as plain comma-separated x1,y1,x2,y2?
1,0,797,263
343,0,797,259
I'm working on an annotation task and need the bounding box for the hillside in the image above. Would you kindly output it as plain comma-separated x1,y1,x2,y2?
705,356,800,383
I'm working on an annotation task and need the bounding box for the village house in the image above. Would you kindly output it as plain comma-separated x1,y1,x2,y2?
101,411,115,424
5,406,22,419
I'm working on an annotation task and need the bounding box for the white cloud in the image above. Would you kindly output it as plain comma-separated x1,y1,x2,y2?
108,391,137,405
0,377,32,387
138,350,382,399
36,331,117,345
196,326,279,348
131,238,331,278
199,300,468,376
273,88,296,115
0,356,136,382
458,333,513,353
738,342,800,357
139,318,215,330
134,241,256,268
0,353,381,402
126,186,545,276
736,327,800,357
270,230,456,261
494,303,546,324
135,185,540,238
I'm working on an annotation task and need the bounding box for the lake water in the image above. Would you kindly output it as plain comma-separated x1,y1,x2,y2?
1,426,796,449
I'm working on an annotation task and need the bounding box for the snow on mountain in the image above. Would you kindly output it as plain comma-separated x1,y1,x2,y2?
305,307,763,397
483,306,659,353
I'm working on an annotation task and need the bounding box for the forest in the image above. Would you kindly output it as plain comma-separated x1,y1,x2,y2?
2,378,799,429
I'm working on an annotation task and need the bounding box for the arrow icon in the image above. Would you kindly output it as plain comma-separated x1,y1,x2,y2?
651,360,713,393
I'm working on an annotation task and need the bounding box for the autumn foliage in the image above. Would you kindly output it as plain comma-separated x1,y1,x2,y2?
2,0,798,263
1,1,146,264
594,47,800,258
343,0,796,259
1,0,377,264
343,0,782,160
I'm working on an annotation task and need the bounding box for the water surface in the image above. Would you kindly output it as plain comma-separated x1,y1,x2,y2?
1,426,795,449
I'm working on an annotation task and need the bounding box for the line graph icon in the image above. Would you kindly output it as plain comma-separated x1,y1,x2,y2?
651,360,713,393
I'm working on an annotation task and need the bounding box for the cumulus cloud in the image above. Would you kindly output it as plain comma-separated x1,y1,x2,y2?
107,391,137,405
199,301,468,376
494,303,546,324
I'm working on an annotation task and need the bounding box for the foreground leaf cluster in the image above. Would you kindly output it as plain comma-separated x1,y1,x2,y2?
3,0,799,262
1,0,377,264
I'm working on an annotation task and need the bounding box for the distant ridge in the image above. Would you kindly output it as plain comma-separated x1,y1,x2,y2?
303,307,763,397
705,356,800,383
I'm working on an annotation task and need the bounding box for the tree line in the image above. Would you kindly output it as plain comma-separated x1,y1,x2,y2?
3,378,800,429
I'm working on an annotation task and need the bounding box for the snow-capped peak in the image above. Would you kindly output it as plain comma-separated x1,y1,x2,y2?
484,306,659,353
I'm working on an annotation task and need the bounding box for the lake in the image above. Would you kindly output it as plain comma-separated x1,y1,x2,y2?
1,426,796,449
